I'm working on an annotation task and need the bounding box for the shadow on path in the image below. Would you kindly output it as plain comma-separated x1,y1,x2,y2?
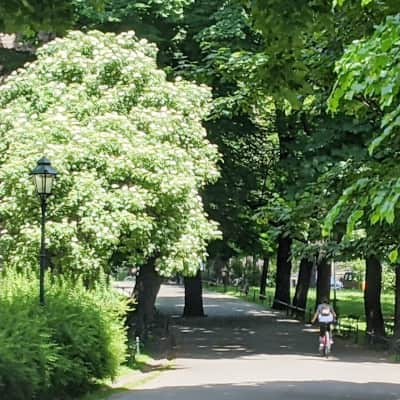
107,285,400,400
112,380,400,400
157,287,392,364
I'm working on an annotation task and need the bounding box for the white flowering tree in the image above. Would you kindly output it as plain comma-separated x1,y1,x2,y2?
0,30,219,300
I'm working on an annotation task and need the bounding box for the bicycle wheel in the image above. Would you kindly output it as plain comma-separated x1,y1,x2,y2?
324,331,331,357
319,337,324,355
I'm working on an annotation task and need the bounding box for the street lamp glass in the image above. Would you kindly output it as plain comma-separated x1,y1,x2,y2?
31,157,57,195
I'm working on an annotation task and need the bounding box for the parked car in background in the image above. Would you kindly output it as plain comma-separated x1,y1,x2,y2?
342,271,361,289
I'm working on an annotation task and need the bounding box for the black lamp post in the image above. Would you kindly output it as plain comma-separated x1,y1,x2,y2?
332,259,337,311
31,157,57,305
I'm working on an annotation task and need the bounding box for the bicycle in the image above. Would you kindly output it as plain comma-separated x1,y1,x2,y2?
318,322,334,357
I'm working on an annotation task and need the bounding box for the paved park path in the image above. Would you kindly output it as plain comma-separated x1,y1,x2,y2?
111,285,400,400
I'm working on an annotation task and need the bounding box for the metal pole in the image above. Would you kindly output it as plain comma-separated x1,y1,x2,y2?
39,195,47,306
332,259,337,310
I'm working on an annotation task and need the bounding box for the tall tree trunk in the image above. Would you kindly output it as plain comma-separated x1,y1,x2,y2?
272,235,292,310
221,262,229,292
315,256,330,307
309,263,317,288
293,258,313,313
134,257,162,338
259,255,269,297
183,269,205,317
251,255,257,286
364,255,385,336
394,264,400,339
214,256,225,284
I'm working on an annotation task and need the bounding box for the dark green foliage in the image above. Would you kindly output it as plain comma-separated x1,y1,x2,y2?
0,0,104,34
172,1,277,259
0,49,35,78
0,271,127,400
74,0,193,26
72,0,194,61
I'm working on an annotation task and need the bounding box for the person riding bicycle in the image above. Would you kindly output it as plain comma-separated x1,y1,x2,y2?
311,297,336,350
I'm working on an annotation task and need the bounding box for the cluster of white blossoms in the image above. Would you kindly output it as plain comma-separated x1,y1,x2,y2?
0,30,220,279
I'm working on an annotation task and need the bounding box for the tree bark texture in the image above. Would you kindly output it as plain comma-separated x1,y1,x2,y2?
309,263,317,288
315,256,331,307
293,258,313,314
364,255,385,336
272,235,292,310
259,255,269,298
134,257,162,338
251,255,260,286
183,269,205,317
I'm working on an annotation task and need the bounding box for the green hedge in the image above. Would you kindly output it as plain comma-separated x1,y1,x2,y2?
0,271,128,400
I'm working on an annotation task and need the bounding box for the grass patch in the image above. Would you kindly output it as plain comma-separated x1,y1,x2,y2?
203,281,396,334
80,353,172,400
203,282,275,307
81,386,127,400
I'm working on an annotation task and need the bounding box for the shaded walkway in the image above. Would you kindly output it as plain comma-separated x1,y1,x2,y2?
113,381,400,400
110,285,400,400
155,285,387,361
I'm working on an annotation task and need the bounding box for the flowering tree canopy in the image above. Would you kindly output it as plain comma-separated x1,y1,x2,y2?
0,30,219,280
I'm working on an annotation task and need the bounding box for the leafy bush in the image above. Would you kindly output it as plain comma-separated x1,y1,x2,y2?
0,271,128,400
382,264,396,292
0,275,55,399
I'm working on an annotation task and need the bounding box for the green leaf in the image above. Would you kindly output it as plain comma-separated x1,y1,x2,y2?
370,211,381,225
346,209,364,236
389,249,398,263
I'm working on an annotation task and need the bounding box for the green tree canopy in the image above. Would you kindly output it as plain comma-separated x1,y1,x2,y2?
0,0,104,34
324,12,400,261
175,1,277,260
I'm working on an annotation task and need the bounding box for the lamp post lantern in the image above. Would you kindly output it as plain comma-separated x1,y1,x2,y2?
31,157,57,305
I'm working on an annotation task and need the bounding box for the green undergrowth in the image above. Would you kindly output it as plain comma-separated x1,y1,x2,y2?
0,271,128,400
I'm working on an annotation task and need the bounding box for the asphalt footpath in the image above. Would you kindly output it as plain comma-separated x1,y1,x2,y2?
109,284,400,400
